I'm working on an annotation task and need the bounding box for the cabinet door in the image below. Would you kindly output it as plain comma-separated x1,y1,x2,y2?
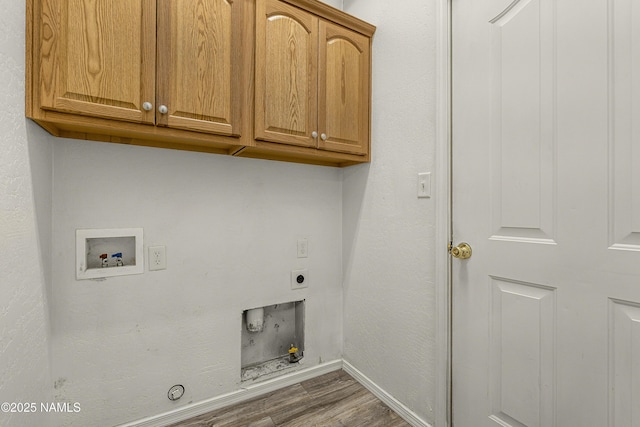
255,0,318,147
157,0,244,136
318,21,370,156
39,0,156,124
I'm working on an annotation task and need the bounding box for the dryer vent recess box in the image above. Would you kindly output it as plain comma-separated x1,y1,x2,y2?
76,228,144,280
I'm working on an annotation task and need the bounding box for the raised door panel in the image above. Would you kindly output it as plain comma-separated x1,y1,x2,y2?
157,0,243,136
609,299,640,426
609,0,640,251
318,21,370,156
255,0,318,148
39,0,155,124
489,0,556,244
489,277,556,427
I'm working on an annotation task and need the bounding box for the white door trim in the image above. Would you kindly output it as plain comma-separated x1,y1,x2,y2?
434,0,452,426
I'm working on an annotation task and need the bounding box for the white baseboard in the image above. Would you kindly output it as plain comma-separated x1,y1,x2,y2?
117,360,343,427
342,360,432,427
118,359,431,427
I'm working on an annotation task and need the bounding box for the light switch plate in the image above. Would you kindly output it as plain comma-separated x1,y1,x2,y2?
418,172,431,198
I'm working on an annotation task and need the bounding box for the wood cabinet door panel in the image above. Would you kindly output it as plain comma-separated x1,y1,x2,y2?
255,0,318,147
318,21,369,156
39,0,155,124
157,0,242,136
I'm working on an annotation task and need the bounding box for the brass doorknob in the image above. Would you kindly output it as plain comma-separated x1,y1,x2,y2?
451,242,472,259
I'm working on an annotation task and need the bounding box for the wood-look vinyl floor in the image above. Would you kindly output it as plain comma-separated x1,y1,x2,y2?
169,370,411,427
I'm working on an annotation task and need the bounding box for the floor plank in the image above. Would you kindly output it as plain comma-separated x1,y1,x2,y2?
169,370,411,427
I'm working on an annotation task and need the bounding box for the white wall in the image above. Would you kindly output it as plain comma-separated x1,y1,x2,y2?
51,140,343,426
0,1,53,426
342,0,438,424
46,1,343,424
1,0,439,425
322,0,342,8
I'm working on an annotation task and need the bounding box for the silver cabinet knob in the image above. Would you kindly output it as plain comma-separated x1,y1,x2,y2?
158,105,168,114
142,102,153,111
311,131,318,138
321,133,328,141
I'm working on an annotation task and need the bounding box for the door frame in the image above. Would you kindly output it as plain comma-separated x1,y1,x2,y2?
434,0,452,425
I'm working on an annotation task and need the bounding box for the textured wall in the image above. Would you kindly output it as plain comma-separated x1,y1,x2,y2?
51,140,343,426
321,0,342,8
3,0,441,425
48,0,344,424
0,0,53,426
342,0,438,424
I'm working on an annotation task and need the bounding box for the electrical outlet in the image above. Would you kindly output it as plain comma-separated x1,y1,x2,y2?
291,269,308,290
149,246,166,271
297,238,308,258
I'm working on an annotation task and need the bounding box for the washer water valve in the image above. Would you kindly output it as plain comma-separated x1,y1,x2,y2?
288,344,303,363
111,252,124,266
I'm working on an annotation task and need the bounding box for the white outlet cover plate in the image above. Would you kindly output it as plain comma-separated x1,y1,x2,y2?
149,245,167,271
297,238,308,258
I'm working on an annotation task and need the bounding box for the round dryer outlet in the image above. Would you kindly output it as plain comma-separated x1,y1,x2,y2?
291,268,309,290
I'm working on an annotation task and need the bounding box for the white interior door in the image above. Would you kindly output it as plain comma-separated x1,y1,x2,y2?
452,0,640,426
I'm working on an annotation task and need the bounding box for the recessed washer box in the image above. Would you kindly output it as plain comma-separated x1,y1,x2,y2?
76,228,143,280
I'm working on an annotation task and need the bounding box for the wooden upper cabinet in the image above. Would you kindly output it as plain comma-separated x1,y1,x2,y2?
254,0,373,159
157,0,243,136
27,0,374,166
39,0,156,124
35,0,244,137
255,0,318,148
318,21,370,156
